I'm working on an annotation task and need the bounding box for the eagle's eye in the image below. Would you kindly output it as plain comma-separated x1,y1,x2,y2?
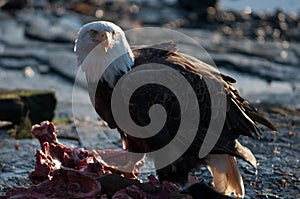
100,32,106,38
89,29,98,37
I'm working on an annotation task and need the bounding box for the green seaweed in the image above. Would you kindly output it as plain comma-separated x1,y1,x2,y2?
53,117,72,124
7,112,33,139
0,89,55,99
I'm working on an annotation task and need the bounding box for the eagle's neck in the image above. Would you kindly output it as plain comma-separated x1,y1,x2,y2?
81,34,134,87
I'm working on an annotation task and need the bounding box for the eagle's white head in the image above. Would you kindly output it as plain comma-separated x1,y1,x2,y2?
74,21,134,86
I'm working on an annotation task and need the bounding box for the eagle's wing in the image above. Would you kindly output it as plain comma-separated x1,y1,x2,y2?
180,51,277,136
95,42,276,164
120,42,277,159
93,42,276,194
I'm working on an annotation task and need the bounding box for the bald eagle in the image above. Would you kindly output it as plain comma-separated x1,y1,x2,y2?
74,21,276,198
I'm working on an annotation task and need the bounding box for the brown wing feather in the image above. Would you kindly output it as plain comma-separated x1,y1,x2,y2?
94,43,276,184
96,42,276,148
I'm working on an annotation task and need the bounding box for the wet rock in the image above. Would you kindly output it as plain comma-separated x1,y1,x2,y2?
29,0,50,9
0,58,39,70
70,1,96,16
23,11,82,43
47,50,78,80
0,96,23,125
0,0,28,10
176,28,300,82
0,20,28,46
178,0,218,16
0,138,38,192
137,8,161,24
0,89,57,125
36,64,50,74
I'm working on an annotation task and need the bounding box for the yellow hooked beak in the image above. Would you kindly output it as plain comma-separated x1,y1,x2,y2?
100,31,112,53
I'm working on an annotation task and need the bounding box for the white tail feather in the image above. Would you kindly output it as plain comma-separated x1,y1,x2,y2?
206,154,245,198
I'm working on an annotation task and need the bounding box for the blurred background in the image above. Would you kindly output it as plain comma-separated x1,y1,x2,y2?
0,0,299,117
0,0,299,198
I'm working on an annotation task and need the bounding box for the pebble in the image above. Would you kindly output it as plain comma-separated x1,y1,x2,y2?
15,141,19,151
23,66,35,78
280,178,287,186
287,131,295,136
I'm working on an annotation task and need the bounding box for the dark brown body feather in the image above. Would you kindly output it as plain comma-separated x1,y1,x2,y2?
93,43,276,184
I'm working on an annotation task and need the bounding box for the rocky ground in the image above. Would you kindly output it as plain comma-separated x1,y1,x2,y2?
0,0,299,198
